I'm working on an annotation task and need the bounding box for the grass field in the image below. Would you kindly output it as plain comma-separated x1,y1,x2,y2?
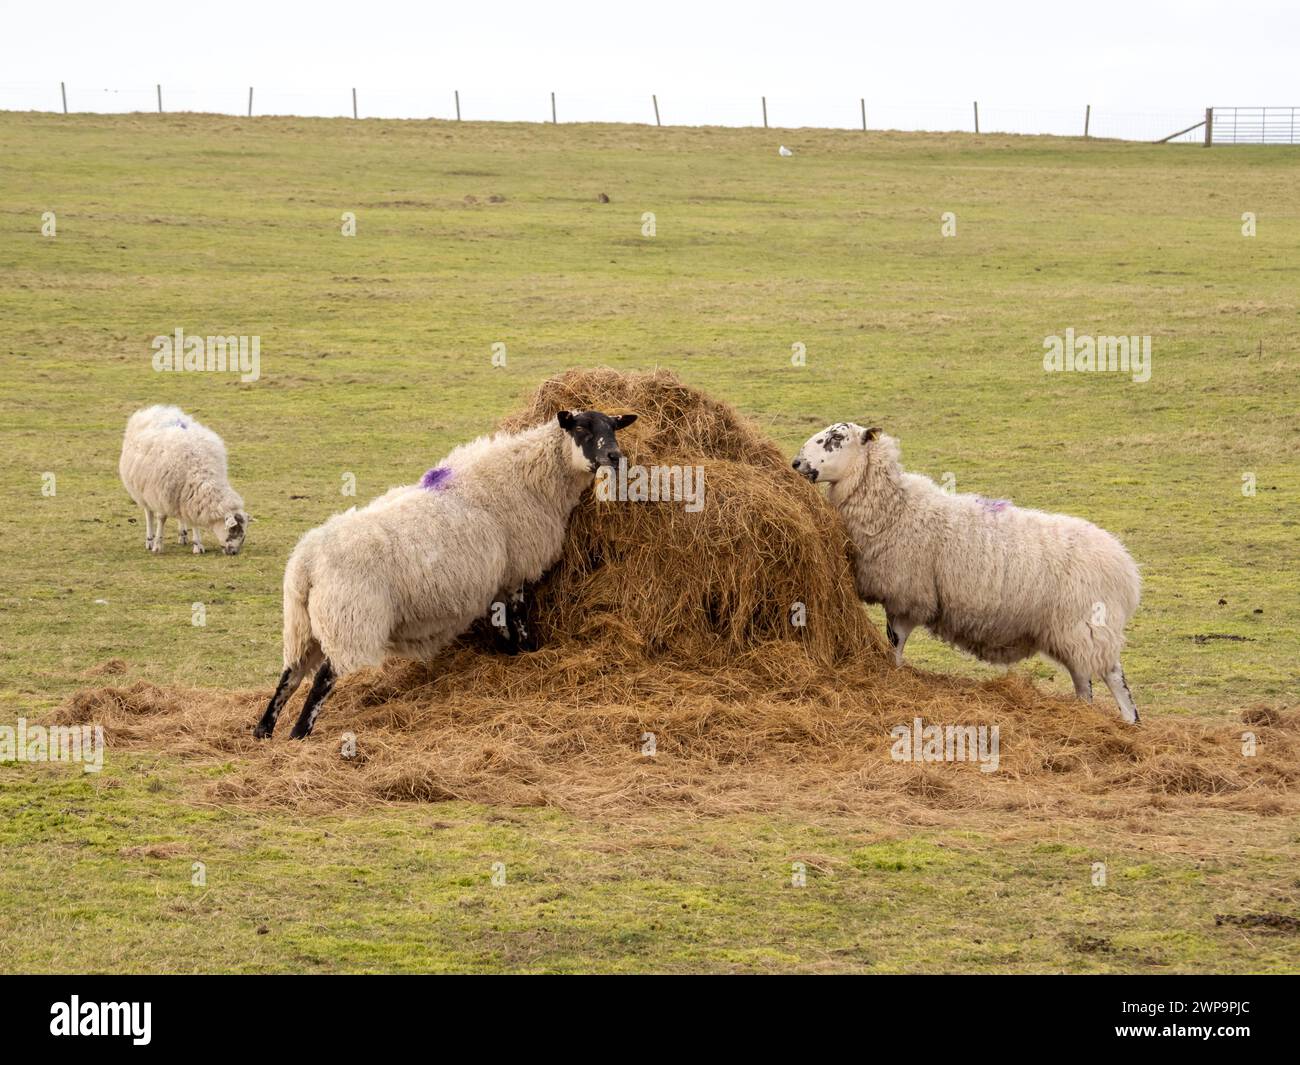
1,111,1297,972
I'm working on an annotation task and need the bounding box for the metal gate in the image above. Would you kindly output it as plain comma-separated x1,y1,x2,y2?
1209,107,1300,145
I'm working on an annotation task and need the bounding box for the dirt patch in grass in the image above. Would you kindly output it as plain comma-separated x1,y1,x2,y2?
1066,934,1114,954
1214,913,1300,933
119,843,186,859
55,370,1300,818
83,659,129,677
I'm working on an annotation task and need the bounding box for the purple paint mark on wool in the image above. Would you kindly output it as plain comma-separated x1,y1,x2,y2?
977,496,1010,513
420,466,453,491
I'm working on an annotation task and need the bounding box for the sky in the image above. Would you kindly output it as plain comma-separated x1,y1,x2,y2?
2,0,1296,136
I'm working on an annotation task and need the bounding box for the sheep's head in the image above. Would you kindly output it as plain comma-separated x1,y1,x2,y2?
791,423,881,485
217,511,248,555
557,409,637,475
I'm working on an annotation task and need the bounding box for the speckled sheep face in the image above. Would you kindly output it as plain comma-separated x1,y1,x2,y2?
216,512,247,555
557,409,638,474
791,423,880,484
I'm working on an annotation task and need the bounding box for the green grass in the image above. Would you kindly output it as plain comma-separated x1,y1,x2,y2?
2,755,1296,973
0,112,1297,972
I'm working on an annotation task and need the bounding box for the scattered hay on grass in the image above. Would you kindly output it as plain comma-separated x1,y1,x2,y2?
55,369,1299,818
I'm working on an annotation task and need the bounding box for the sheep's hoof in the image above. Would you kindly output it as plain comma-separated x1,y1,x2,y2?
149,541,164,555
178,529,189,545
252,723,273,740
192,542,205,555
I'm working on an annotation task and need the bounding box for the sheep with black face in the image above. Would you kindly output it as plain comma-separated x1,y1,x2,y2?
255,409,636,740
793,422,1142,723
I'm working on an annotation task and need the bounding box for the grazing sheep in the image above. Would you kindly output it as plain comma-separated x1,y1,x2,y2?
119,405,248,556
254,409,637,740
792,423,1141,722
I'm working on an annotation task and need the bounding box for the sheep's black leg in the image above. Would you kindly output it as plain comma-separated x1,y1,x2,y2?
254,659,315,739
489,585,538,655
254,669,294,738
489,595,519,654
508,585,539,653
884,615,914,667
289,661,337,740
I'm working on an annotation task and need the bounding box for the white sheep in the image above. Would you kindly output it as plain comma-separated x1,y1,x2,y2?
119,405,248,556
254,408,636,740
792,423,1141,722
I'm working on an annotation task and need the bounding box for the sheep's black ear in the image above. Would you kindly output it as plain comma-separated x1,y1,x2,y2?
611,413,638,429
862,426,882,443
557,410,577,430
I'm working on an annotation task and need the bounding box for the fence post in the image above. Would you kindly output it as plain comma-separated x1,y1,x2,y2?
1204,107,1213,147
551,91,557,124
61,82,67,114
973,100,979,133
1084,104,1090,137
653,94,660,127
762,96,768,128
455,90,461,121
248,87,253,117
352,88,358,120
861,98,866,132
157,84,163,114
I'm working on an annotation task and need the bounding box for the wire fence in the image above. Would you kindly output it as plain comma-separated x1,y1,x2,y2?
0,82,1249,144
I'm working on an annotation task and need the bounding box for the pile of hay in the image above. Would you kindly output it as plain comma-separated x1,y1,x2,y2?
496,367,880,668
58,369,1298,817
